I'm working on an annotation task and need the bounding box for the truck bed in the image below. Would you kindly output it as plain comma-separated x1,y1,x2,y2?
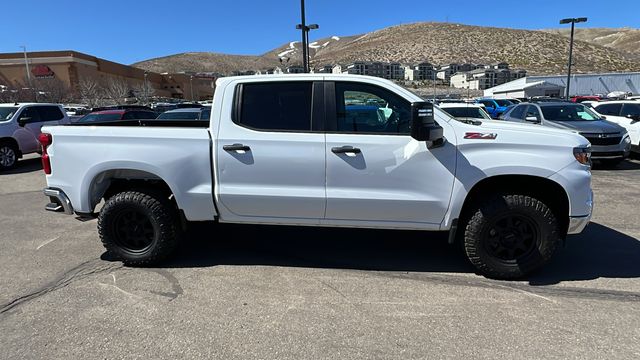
69,119,210,128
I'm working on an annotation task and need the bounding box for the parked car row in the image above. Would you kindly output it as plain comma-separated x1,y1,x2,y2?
74,105,211,123
438,100,637,166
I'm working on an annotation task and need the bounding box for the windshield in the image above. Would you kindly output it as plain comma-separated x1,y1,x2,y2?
495,99,513,107
443,107,491,120
77,113,123,123
541,104,601,121
157,111,201,120
0,107,18,121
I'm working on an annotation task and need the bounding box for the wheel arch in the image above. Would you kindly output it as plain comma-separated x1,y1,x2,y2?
452,174,570,241
87,168,178,213
0,137,22,157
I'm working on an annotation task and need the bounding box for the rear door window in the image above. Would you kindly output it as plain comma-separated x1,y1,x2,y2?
236,82,312,131
621,103,640,117
35,106,64,121
595,103,622,116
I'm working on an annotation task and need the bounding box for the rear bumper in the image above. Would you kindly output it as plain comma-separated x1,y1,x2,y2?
43,188,74,215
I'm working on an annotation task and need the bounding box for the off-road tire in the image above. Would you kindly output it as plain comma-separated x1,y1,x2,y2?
462,194,561,279
0,141,18,171
98,190,179,266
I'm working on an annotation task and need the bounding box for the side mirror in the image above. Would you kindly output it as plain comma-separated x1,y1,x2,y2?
626,114,640,122
600,115,607,120
525,116,540,123
411,102,444,144
17,117,31,126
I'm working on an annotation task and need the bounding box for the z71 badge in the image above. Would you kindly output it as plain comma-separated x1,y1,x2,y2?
464,132,498,140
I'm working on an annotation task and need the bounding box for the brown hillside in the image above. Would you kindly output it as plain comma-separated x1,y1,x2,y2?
133,22,640,75
543,27,640,58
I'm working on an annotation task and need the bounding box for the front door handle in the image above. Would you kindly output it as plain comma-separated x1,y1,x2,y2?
223,143,251,152
331,146,361,154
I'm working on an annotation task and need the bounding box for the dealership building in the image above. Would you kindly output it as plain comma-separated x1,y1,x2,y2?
0,50,215,101
484,72,640,99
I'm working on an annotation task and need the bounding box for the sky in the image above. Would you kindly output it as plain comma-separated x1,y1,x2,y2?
1,0,638,64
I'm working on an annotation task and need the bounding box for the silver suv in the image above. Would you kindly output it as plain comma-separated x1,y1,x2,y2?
502,102,632,165
0,103,69,171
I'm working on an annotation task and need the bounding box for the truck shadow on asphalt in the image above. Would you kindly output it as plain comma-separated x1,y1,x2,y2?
592,159,640,171
0,158,42,175
144,221,640,285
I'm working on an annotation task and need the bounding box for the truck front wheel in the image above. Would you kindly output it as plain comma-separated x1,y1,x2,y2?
462,194,561,279
98,190,179,266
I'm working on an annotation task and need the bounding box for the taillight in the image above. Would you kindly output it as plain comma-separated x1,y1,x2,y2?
38,133,52,174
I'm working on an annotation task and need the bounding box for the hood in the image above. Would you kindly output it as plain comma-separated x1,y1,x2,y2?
544,119,625,134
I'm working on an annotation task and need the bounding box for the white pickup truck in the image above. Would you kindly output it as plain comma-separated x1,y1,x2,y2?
41,75,593,279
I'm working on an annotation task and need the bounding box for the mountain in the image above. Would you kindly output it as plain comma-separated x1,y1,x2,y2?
542,27,640,58
132,22,640,75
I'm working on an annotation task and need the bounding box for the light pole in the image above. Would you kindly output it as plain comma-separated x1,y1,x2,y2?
143,71,149,105
560,17,587,100
433,71,436,102
296,0,318,73
190,76,194,102
20,45,36,102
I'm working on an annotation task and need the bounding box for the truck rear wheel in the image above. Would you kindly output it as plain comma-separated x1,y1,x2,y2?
462,194,561,279
98,190,179,266
0,142,18,171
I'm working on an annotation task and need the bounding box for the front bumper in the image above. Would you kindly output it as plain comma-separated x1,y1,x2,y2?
590,139,632,159
568,214,591,234
44,188,74,215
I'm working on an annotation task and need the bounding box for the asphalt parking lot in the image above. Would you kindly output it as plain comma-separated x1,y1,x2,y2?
1,155,639,359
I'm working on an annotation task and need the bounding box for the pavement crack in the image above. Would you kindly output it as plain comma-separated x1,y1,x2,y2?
317,278,349,300
0,259,122,316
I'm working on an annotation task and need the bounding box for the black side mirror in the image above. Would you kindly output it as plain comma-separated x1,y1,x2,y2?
17,117,31,126
411,102,444,145
626,114,640,122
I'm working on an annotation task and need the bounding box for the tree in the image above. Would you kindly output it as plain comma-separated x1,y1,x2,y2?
131,81,156,105
78,79,103,108
36,77,69,104
104,78,131,105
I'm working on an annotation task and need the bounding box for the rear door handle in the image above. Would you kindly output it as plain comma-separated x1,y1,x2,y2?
223,143,251,152
331,146,361,154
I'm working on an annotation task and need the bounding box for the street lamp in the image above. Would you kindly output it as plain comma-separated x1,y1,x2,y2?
296,0,319,73
559,17,587,99
20,46,36,102
143,71,149,105
190,76,194,102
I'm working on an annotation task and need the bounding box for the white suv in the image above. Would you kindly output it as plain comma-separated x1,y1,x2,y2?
0,103,69,171
591,101,640,153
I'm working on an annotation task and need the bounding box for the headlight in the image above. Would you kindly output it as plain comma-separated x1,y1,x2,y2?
623,135,631,145
573,146,592,166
